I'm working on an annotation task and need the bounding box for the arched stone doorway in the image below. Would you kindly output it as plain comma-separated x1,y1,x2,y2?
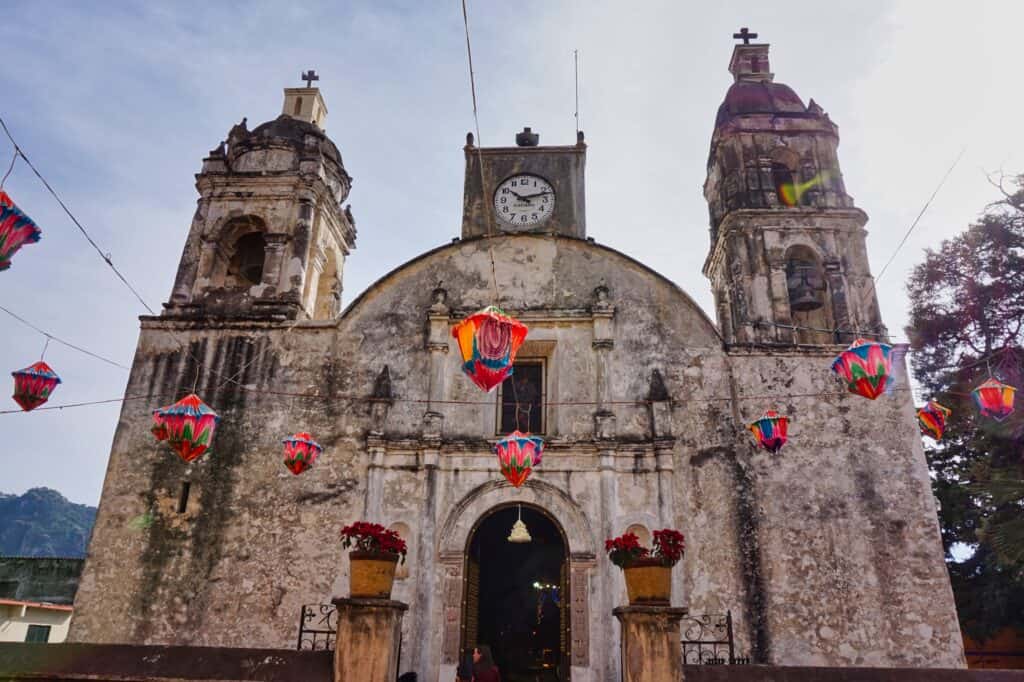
437,480,597,678
462,503,568,681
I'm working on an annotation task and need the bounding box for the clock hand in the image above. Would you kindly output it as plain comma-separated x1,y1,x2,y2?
521,191,552,200
509,190,529,201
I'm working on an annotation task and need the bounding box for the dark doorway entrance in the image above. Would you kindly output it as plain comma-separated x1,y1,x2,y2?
462,505,568,681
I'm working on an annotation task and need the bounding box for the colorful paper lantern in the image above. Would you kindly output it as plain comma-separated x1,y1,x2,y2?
493,430,544,488
283,432,322,475
917,401,952,440
972,378,1016,421
451,306,529,392
831,338,893,400
747,410,789,453
11,361,61,411
151,394,220,463
0,191,42,271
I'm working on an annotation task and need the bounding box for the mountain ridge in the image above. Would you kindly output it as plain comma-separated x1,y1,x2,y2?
0,487,97,558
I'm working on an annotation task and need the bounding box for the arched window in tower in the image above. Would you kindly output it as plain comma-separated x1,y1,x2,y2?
227,232,267,287
784,245,834,344
293,96,303,117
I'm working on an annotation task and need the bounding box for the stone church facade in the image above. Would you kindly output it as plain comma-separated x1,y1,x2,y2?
70,39,964,680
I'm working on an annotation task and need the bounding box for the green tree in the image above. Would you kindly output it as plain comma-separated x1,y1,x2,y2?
906,173,1024,640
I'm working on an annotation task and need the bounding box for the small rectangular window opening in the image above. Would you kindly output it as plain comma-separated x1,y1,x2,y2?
177,481,191,514
25,624,51,643
499,361,545,434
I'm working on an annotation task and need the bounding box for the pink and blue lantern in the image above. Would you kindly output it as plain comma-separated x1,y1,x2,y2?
283,432,322,475
917,401,952,440
831,338,893,400
972,378,1016,421
493,430,544,488
151,394,220,463
11,360,61,411
452,306,529,392
747,410,789,453
0,191,42,271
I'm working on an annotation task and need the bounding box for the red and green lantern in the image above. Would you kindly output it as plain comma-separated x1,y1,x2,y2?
831,338,893,400
0,191,42,271
493,430,544,488
747,410,789,453
452,306,529,392
11,360,61,411
151,393,220,463
971,378,1016,421
283,432,322,475
917,401,952,440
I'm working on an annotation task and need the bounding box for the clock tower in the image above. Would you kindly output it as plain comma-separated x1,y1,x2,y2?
461,127,587,239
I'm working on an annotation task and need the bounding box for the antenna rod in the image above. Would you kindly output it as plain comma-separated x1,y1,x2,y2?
574,49,580,134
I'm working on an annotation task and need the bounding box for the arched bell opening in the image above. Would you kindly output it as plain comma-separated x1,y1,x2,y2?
784,245,834,344
206,215,269,291
461,503,570,680
227,232,267,288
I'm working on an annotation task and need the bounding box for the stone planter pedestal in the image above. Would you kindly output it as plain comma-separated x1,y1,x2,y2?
332,597,407,682
613,604,688,682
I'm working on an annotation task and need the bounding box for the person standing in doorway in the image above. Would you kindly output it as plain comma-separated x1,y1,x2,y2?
471,645,501,682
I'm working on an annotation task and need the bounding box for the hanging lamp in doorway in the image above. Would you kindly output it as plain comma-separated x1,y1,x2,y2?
508,504,531,543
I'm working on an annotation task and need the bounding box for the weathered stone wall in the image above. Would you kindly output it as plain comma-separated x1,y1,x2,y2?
71,234,962,681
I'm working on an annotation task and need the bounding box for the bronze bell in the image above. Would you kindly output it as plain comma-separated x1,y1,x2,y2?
786,260,826,312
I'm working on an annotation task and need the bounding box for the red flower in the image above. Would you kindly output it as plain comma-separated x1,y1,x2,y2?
604,532,649,568
605,528,686,568
652,529,685,566
340,521,408,564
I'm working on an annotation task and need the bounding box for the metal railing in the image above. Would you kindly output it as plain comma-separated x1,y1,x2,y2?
681,611,750,665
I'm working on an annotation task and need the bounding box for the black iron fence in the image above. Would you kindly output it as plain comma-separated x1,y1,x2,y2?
680,611,750,665
297,603,337,651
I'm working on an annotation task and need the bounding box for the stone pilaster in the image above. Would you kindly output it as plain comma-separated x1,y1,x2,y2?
613,604,688,682
332,598,407,682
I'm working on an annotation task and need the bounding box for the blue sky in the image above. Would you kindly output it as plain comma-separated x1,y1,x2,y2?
2,1,1022,505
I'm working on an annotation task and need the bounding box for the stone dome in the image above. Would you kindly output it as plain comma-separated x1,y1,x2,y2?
247,115,345,168
714,80,809,127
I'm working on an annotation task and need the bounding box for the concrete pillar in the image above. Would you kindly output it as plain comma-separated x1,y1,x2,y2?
613,605,688,682
332,598,408,682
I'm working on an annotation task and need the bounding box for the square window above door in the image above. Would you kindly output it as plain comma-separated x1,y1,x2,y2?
498,361,545,434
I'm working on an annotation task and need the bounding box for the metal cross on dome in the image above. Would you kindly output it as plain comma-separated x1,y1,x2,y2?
302,70,319,88
733,27,758,44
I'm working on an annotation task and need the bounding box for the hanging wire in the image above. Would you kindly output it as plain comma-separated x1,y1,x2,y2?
39,336,50,361
872,146,966,287
0,116,157,315
0,148,17,188
460,0,501,306
0,304,131,370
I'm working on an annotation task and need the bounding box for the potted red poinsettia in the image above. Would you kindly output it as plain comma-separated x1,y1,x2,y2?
341,522,408,599
605,529,685,604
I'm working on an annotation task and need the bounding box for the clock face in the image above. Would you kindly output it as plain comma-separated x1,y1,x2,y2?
494,175,555,227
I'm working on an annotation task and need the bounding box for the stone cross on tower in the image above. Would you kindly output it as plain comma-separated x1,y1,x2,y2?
302,69,319,88
732,27,758,44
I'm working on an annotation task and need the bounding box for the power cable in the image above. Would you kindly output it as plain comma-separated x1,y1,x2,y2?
0,115,157,315
0,304,131,370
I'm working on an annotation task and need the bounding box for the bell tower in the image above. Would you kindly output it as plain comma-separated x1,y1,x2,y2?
165,73,355,321
702,31,884,346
